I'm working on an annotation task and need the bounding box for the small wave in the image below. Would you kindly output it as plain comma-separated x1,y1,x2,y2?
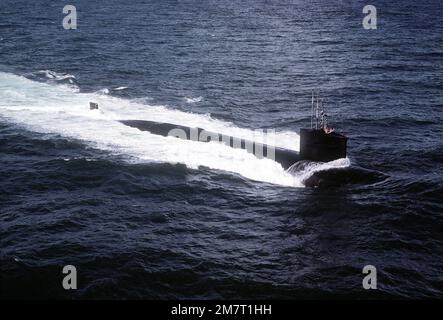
287,158,351,187
95,87,128,95
63,157,98,162
25,70,76,82
288,160,388,188
23,70,79,91
184,96,203,104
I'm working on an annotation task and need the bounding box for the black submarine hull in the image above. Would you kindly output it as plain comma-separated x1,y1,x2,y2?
119,120,347,169
119,120,300,169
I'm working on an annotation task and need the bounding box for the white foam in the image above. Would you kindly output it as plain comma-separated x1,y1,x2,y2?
23,70,79,92
96,88,110,95
296,158,351,183
36,70,76,81
0,71,348,187
184,96,203,103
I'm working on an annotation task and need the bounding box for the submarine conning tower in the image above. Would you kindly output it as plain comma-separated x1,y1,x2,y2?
299,90,348,162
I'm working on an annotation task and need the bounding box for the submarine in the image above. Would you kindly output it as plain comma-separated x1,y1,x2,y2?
91,92,347,170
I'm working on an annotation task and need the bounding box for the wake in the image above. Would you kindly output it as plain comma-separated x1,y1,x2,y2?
0,71,350,187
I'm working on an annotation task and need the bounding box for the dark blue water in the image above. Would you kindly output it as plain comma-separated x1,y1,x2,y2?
1,0,442,299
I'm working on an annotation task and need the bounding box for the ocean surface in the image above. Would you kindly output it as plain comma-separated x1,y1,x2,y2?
1,0,442,299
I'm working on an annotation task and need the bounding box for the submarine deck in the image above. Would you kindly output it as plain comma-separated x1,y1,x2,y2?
119,120,300,169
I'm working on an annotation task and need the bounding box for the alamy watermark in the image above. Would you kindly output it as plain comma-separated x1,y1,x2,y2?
362,5,377,29
362,265,377,289
63,4,377,31
62,265,77,290
166,127,277,161
63,5,77,30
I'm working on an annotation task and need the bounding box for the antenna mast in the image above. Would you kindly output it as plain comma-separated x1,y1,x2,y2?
316,91,319,129
320,99,325,129
323,99,327,129
311,90,314,129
